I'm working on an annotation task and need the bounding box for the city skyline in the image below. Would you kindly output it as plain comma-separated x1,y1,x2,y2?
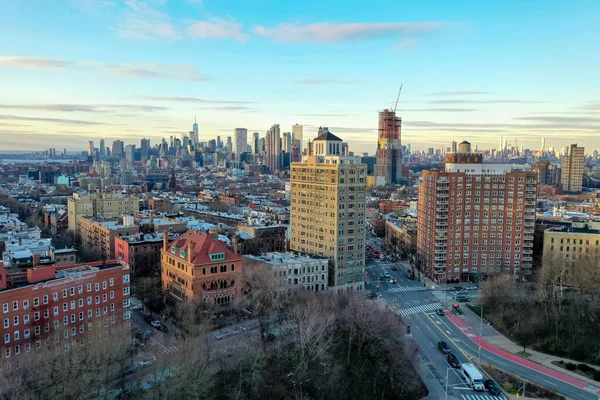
0,0,599,152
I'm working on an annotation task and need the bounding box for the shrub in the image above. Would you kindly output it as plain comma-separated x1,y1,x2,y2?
565,362,577,371
594,371,600,382
578,363,593,373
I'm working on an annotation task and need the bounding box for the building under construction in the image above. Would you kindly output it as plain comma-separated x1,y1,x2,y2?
374,109,403,184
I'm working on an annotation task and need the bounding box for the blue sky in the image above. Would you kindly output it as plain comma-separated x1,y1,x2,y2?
0,0,598,153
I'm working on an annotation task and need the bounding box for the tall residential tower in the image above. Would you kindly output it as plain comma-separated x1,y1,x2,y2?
561,144,585,193
374,109,402,184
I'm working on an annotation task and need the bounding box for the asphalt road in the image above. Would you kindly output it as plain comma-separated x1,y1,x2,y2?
365,236,600,400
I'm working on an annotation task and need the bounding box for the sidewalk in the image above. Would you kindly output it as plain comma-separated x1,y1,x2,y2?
453,300,600,389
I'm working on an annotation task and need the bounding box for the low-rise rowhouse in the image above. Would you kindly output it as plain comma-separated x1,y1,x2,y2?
243,252,329,293
385,219,417,250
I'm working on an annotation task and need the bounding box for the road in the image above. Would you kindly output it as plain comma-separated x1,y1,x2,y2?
366,235,600,400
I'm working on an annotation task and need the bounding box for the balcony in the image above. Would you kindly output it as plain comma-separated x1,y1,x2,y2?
526,193,536,199
524,229,534,234
435,256,446,261
437,200,448,205
435,249,446,255
523,257,533,262
523,250,533,255
524,235,534,241
437,193,449,198
434,268,446,275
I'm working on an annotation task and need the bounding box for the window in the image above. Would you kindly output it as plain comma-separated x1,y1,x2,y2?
13,301,18,311
78,299,83,307
109,278,114,287
63,316,68,325
102,294,107,303
63,303,68,312
34,297,39,307
23,315,29,324
34,312,40,321
23,300,29,310
87,296,92,305
123,287,130,295
103,306,108,315
95,283,100,292
102,281,107,290
25,343,30,352
43,295,48,305
4,333,10,343
110,303,115,312
13,316,18,326
15,345,20,355
70,287,75,296
124,299,130,307
78,285,83,294
3,304,8,313
95,296,100,305
72,327,76,336
70,300,75,310
24,329,30,339
123,275,130,283
87,283,92,292
71,314,76,323
3,319,8,328
62,289,67,298
53,293,58,302
79,312,84,321
54,320,59,329
87,310,92,318
14,331,19,341
110,291,114,299
5,348,9,358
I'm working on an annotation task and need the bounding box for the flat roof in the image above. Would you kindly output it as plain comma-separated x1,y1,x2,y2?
245,252,327,265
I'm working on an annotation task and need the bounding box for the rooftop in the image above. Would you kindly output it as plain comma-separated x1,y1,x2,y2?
165,230,241,264
245,252,327,265
314,131,343,142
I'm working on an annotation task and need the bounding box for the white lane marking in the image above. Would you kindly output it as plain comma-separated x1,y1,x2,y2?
544,380,558,387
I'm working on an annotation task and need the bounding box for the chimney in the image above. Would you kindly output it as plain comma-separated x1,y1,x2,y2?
32,253,41,267
232,234,239,255
162,230,168,250
187,241,193,263
209,229,218,240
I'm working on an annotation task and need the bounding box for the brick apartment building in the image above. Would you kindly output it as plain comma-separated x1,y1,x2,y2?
115,232,178,279
417,141,537,283
0,260,130,359
161,230,242,306
78,216,139,260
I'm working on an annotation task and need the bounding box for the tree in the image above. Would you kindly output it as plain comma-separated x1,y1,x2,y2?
134,276,162,313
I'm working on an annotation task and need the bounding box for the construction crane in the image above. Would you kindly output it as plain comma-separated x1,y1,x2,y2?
392,84,403,113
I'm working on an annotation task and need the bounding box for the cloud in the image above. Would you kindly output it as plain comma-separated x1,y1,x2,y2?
0,104,169,113
0,114,114,126
0,56,74,70
404,119,599,131
0,56,205,81
114,0,179,41
187,18,250,42
429,99,542,104
402,108,479,112
295,113,351,117
295,79,360,85
427,91,492,96
133,95,255,104
68,0,116,14
254,22,444,43
513,116,600,124
197,106,256,111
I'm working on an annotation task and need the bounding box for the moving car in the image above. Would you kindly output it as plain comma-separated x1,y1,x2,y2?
485,379,501,395
461,363,485,391
384,272,391,278
391,265,397,271
389,278,398,284
150,320,161,328
436,308,445,316
379,275,387,281
366,292,378,299
447,353,461,368
466,285,479,290
138,355,156,367
438,341,451,354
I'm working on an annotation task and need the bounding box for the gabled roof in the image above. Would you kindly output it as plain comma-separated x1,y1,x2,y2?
165,230,240,265
314,131,342,142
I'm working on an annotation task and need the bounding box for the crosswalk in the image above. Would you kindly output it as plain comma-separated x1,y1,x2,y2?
398,302,442,317
461,394,506,400
388,286,427,293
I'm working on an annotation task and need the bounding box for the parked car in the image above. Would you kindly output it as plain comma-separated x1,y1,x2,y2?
436,308,445,316
438,341,451,354
144,315,154,324
447,353,461,368
466,285,479,291
379,275,387,281
150,320,161,328
485,379,501,395
367,292,378,299
138,355,156,367
157,324,168,332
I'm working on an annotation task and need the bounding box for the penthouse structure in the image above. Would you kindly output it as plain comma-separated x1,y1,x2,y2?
417,141,537,283
0,260,130,359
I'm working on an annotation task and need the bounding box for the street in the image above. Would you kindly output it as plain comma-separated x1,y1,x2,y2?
365,235,600,400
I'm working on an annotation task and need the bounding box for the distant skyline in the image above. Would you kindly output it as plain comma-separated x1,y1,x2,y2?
0,0,599,152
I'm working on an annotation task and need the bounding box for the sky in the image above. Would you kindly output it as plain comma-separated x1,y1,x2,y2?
0,0,599,154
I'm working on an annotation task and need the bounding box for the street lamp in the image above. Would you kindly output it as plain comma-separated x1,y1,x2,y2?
472,304,484,362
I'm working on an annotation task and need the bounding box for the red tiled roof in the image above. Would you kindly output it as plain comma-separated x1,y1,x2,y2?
165,230,240,265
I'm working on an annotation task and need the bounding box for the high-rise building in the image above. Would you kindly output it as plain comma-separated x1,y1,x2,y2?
561,144,585,193
192,116,199,147
87,141,94,156
374,109,402,184
259,137,266,154
99,139,105,157
417,140,537,283
125,144,136,165
216,136,221,149
282,131,292,154
266,124,281,172
292,123,303,150
112,140,124,158
451,140,458,153
252,132,260,154
67,192,139,232
233,128,248,159
532,160,560,186
140,138,150,161
290,130,367,292
226,137,232,153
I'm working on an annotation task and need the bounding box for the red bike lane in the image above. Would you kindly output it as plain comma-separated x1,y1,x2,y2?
446,312,600,395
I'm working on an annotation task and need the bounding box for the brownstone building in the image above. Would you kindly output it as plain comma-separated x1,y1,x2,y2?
115,232,178,279
161,230,242,306
417,141,536,283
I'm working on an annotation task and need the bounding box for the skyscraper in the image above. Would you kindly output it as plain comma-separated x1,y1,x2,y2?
561,143,585,192
233,128,248,159
282,131,292,154
417,140,537,282
266,124,281,172
374,109,402,184
125,144,136,165
226,136,232,153
253,132,260,154
99,139,105,157
192,116,199,147
87,141,94,156
140,138,150,161
112,140,124,158
532,160,560,185
292,123,303,150
290,130,367,292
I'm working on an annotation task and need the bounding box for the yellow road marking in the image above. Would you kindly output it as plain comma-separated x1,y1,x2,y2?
424,312,474,361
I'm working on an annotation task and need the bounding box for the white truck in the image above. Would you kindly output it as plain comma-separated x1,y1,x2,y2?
460,363,485,391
